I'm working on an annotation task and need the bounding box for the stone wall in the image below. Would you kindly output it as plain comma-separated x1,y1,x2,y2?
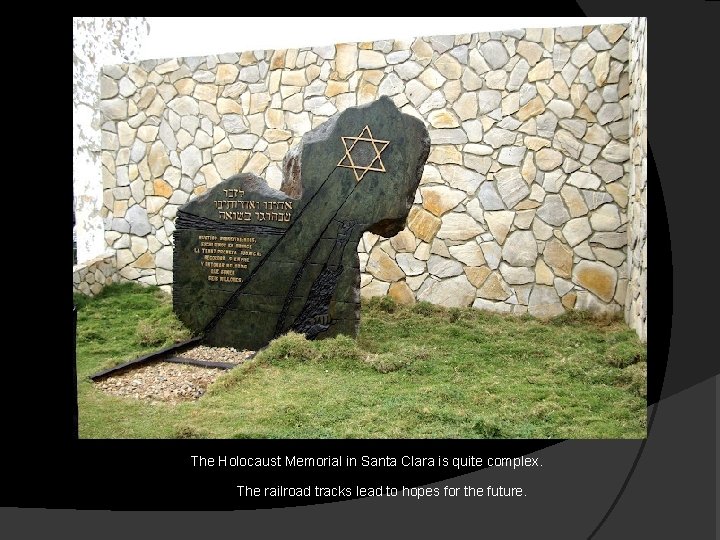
98,23,633,317
73,251,119,296
625,18,647,340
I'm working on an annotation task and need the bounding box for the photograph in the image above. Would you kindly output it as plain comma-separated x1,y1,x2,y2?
73,16,648,440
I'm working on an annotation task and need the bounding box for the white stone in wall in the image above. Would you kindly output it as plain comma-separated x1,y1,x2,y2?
448,241,486,266
567,171,601,190
553,130,584,160
513,209,535,230
610,39,629,62
477,271,512,301
466,156,492,176
405,80,431,107
428,109,459,128
608,119,629,141
552,44,571,71
429,128,468,145
379,73,404,96
450,44,469,63
484,70,508,90
576,290,619,315
428,35,454,54
593,246,626,267
561,185,588,217
563,217,592,247
179,146,202,177
555,26,582,42
536,112,558,138
437,213,483,241
530,216,553,241
389,229,417,252
427,255,463,278
573,68,594,94
474,182,503,211
536,194,570,226
591,159,624,182
574,242,596,261
434,53,462,79
452,93,478,121
559,118,586,139
570,84,588,108
396,253,426,276
601,140,630,162
515,101,542,130
439,165,483,194
546,100,574,119
417,90,445,114
516,41,543,66
605,183,628,208
472,298,512,313
553,277,574,297
499,262,534,285
366,249,404,282
562,158,582,174
464,143,492,156
597,103,623,125
583,124,610,147
549,75,571,100
528,286,564,318
125,204,151,236
484,211,515,245
495,167,529,209
360,279,390,299
221,114,248,133
498,146,526,166
542,170,566,193
571,42,597,68
420,185,466,216
592,52,611,86
414,242,431,261
477,242,500,270
587,28,612,51
387,50,411,64
475,90,500,115
461,68,483,91
479,41,509,69
502,231,538,267
394,61,423,80
590,203,621,231
418,275,476,308
536,148,563,171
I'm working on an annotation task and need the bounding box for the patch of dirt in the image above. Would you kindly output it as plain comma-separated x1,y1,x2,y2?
94,346,254,404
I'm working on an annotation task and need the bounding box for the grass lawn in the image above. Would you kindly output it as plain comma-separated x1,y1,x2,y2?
75,283,647,439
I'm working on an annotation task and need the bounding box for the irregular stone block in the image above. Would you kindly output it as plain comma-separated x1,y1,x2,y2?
173,97,429,349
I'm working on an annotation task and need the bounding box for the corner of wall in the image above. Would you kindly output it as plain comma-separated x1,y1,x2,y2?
72,250,119,296
625,17,647,342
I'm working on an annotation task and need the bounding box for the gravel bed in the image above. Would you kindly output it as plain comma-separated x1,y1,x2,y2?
181,345,253,364
95,345,254,403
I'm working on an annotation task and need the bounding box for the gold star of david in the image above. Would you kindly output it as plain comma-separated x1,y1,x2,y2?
337,125,390,182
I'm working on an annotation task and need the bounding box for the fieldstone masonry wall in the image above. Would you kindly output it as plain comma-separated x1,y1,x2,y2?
73,251,119,296
625,18,647,341
97,22,640,321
